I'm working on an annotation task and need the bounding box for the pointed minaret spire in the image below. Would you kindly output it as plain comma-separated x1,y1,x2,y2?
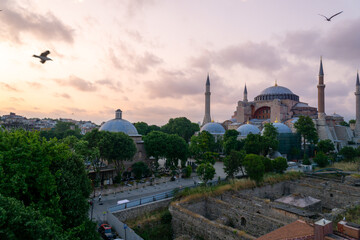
243,84,248,102
317,57,326,119
319,56,324,76
202,74,211,126
355,70,360,136
206,73,210,86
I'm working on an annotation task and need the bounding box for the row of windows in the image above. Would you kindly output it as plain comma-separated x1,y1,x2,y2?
255,94,299,101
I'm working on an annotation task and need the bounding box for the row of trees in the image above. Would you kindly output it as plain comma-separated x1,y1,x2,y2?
0,130,99,239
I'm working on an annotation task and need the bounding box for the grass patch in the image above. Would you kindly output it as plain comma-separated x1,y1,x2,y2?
126,208,172,240
334,205,360,226
174,171,303,202
331,162,360,172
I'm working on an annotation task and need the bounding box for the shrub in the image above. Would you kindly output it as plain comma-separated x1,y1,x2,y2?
243,154,265,183
184,165,192,178
339,146,357,161
262,157,273,173
302,154,311,165
314,151,329,168
272,157,288,174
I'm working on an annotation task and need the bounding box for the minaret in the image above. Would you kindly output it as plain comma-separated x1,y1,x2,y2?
317,57,326,119
355,71,360,136
243,84,248,102
202,74,211,125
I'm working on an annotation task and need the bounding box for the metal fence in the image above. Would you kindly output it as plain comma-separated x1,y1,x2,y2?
108,179,221,213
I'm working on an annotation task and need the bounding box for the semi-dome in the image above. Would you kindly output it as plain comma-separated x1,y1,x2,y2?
99,109,140,136
236,124,260,137
200,122,225,135
261,122,292,134
255,85,299,101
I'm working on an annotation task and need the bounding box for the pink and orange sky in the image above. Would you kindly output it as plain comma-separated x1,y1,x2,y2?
1,0,360,125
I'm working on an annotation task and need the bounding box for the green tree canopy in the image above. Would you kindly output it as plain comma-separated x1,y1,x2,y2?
165,134,189,170
143,131,168,161
243,154,265,183
134,122,149,135
196,162,216,184
98,131,137,174
131,162,150,179
313,152,329,167
189,131,216,159
0,130,98,239
40,121,82,140
223,129,239,141
294,116,318,156
317,139,335,154
262,123,278,140
161,117,199,142
339,146,357,161
223,150,246,178
272,157,288,174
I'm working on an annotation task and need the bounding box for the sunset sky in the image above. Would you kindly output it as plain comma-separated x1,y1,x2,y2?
1,0,360,125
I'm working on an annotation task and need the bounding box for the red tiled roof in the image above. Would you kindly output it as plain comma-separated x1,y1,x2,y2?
257,220,314,240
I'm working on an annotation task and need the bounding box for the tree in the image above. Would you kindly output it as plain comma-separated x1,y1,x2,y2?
272,157,288,173
349,119,356,124
164,134,189,171
223,130,243,155
302,154,311,165
196,162,216,184
0,130,99,239
262,157,274,173
244,134,264,155
161,117,199,142
189,131,216,160
98,131,137,175
313,152,329,167
317,139,335,154
243,154,265,183
294,116,318,156
131,162,150,179
144,131,168,169
262,123,279,153
339,146,357,161
134,122,149,135
262,123,278,140
40,121,82,140
339,121,349,127
223,150,246,178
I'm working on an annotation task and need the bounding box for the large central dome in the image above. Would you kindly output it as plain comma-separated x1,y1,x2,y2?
255,85,299,101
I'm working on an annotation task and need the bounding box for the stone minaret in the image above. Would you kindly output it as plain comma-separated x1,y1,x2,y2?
243,84,248,102
355,71,360,136
317,57,326,119
202,74,211,126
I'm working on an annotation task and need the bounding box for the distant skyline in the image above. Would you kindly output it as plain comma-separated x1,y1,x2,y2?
1,0,360,125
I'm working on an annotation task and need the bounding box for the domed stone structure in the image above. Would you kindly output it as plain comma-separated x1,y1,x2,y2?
200,122,225,135
232,82,317,124
236,124,260,137
272,122,292,134
99,109,140,136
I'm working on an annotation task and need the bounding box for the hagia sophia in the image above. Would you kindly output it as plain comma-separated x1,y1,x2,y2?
201,57,360,155
97,57,360,173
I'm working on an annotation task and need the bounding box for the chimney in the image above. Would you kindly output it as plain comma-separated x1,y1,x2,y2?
314,219,333,240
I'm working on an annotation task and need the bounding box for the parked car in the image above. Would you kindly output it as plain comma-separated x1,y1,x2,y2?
98,224,114,240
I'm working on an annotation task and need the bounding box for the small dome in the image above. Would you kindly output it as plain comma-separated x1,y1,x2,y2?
99,110,140,136
265,122,292,134
200,122,225,135
237,124,260,137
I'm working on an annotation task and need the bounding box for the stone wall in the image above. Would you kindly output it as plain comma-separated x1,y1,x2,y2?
113,198,172,222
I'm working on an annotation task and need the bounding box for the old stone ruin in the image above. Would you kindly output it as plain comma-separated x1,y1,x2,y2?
169,177,360,240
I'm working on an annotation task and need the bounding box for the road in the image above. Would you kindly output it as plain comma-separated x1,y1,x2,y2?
90,162,226,223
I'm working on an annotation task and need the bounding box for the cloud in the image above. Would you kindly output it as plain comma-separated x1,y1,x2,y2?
55,75,97,92
96,79,123,91
0,1,74,44
125,0,156,18
283,18,360,64
217,42,286,71
134,52,163,73
9,97,24,102
0,82,19,92
26,82,43,89
144,69,203,98
54,93,71,99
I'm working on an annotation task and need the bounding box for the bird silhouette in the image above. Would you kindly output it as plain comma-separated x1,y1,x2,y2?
318,11,343,21
33,50,52,64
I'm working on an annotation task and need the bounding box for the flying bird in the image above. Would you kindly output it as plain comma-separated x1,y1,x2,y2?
33,50,52,64
318,11,343,21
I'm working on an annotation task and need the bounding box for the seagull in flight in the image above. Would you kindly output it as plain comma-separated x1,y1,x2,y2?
33,50,52,64
318,11,343,21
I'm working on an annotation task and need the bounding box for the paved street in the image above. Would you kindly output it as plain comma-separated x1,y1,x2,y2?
90,162,227,223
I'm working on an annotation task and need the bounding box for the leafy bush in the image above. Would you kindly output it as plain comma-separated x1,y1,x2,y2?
184,165,192,178
262,157,273,173
313,151,329,167
243,154,265,183
302,154,311,165
272,157,288,174
339,146,357,161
